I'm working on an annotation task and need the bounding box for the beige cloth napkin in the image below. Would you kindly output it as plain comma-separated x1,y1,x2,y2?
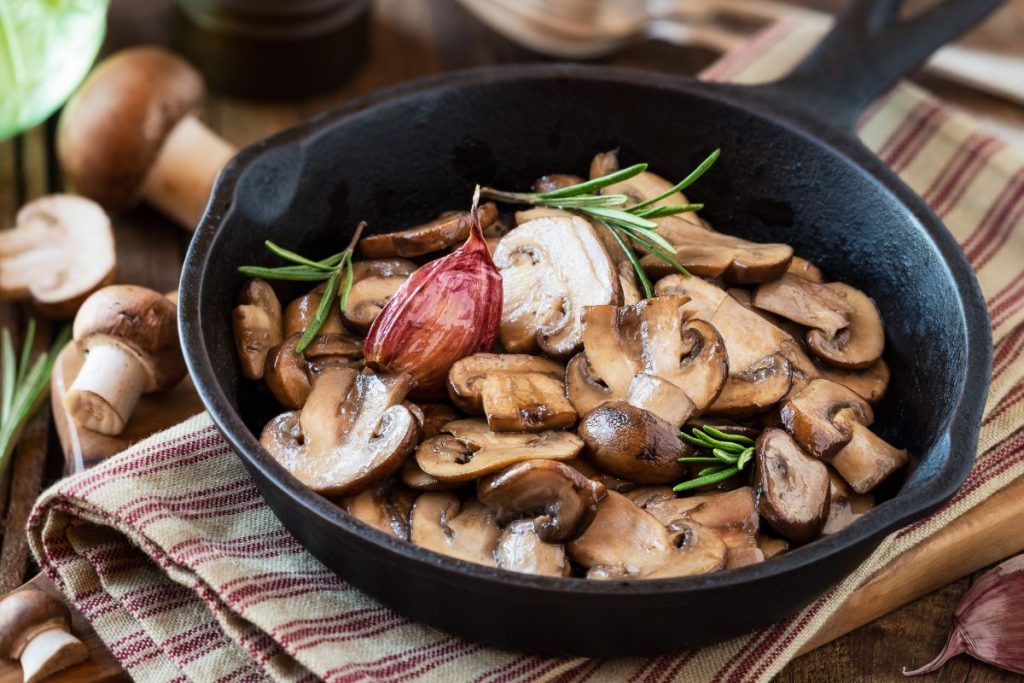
28,17,1024,683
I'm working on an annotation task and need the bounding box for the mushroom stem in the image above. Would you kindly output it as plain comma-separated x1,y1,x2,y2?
19,627,87,683
64,344,148,435
139,115,236,231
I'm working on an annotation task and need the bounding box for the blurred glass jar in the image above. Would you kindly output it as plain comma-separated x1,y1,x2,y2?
0,0,108,141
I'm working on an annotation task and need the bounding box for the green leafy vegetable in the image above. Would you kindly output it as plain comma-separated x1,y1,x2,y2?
674,424,757,492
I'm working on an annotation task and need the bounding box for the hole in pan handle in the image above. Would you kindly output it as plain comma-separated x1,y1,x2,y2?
753,0,1006,130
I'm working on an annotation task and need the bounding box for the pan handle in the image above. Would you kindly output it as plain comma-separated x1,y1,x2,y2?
762,0,1005,130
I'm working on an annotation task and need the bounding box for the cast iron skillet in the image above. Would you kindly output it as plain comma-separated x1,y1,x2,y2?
180,0,998,656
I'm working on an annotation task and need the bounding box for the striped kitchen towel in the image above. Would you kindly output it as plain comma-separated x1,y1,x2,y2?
27,17,1024,683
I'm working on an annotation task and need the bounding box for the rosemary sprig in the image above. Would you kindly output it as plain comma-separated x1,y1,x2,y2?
0,320,71,479
480,150,720,297
239,221,366,354
673,425,757,493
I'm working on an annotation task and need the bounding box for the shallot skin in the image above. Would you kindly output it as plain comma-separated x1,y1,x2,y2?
363,205,502,399
905,554,1024,676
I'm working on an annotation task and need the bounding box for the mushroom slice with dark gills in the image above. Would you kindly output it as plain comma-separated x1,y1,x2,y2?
577,402,691,485
806,283,886,370
567,491,726,579
493,215,622,357
753,429,831,543
752,273,854,339
447,353,564,414
341,258,417,333
780,378,874,460
409,493,500,566
336,479,418,540
477,460,606,543
359,203,499,258
495,519,571,577
260,369,420,497
415,419,583,482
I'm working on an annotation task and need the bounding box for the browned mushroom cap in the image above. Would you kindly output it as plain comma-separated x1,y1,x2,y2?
341,259,417,333
336,479,418,540
263,332,363,409
822,470,876,535
0,589,87,683
0,195,116,319
409,493,500,566
640,230,794,285
481,371,578,432
563,456,637,493
830,422,908,493
567,491,725,579
706,354,792,417
64,285,185,435
359,203,499,258
400,457,463,492
415,419,583,482
283,282,347,338
532,174,584,192
654,274,728,321
780,378,874,459
787,256,825,282
232,279,283,380
447,353,565,414
752,274,853,338
495,214,622,356
57,48,204,211
815,358,890,404
754,429,831,543
495,519,571,576
477,460,606,543
577,402,691,484
806,283,885,370
260,370,420,496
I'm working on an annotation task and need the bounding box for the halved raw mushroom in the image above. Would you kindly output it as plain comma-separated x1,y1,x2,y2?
284,282,346,338
815,358,890,404
336,479,418,540
260,369,420,496
752,274,853,338
567,491,725,579
342,259,416,333
822,470,875,535
481,371,577,432
359,203,499,258
264,332,363,409
780,379,874,459
409,493,499,566
753,429,831,543
415,419,583,482
655,274,728,321
577,402,691,484
232,279,282,380
806,283,885,369
830,422,908,493
495,519,570,576
477,459,605,543
0,195,116,319
447,353,564,414
787,256,824,282
706,354,792,417
494,214,622,356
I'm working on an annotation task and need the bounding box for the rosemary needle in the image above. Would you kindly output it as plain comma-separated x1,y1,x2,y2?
674,425,758,493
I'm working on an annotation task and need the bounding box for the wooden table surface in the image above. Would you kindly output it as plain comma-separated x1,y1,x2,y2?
2,0,1024,681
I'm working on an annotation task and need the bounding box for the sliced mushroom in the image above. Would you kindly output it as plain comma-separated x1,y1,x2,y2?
232,279,282,380
787,256,824,282
706,354,792,417
752,274,853,338
753,429,831,543
477,460,605,543
577,402,690,484
447,353,564,414
815,358,890,404
830,422,908,493
780,379,874,459
415,419,583,482
264,332,362,409
654,274,728,321
400,457,461,492
416,403,460,439
336,479,417,540
481,371,577,432
627,486,759,559
495,519,571,577
342,259,417,333
284,282,346,338
758,535,789,559
409,493,499,566
0,194,116,319
806,283,885,369
260,370,419,496
533,174,584,193
563,457,636,493
514,206,572,225
494,215,622,357
622,373,695,428
359,203,499,258
567,491,725,579
822,470,876,535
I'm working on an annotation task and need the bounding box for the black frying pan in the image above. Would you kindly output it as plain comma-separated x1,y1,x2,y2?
179,0,998,656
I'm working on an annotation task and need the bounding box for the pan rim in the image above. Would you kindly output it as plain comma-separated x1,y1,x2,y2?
180,62,992,599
